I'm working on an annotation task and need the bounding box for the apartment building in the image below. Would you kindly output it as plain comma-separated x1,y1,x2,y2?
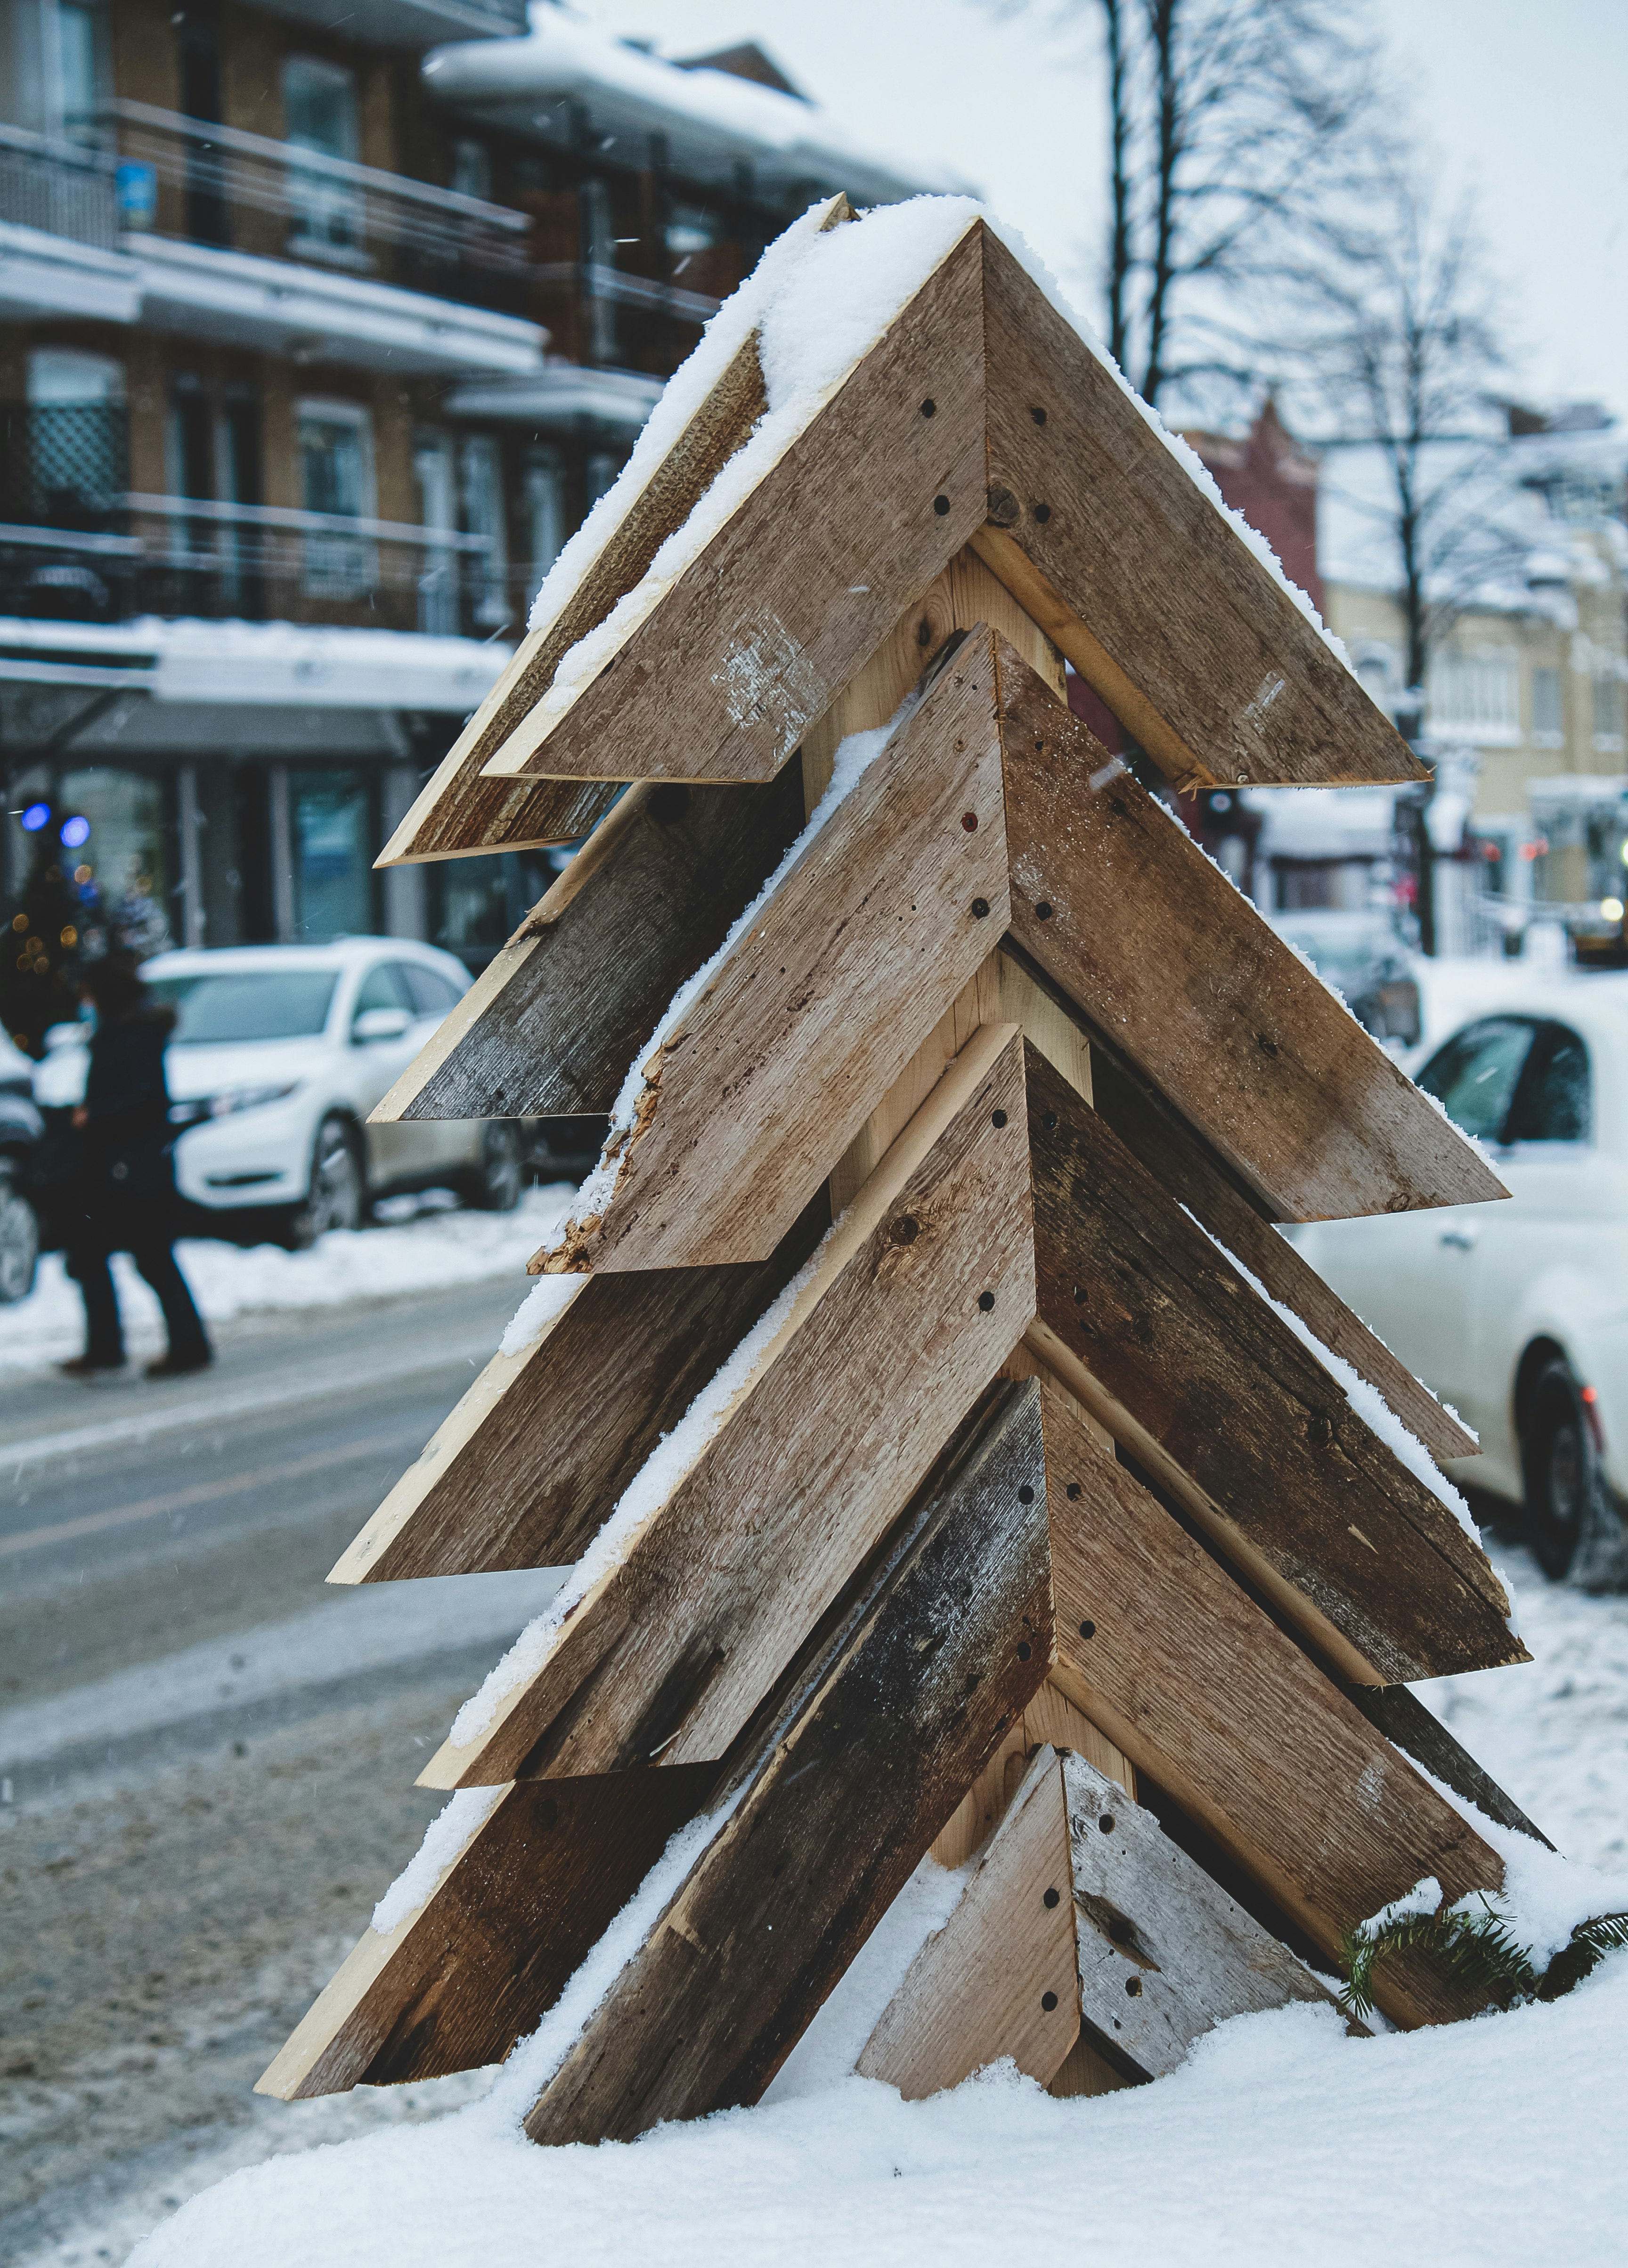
0,0,941,1032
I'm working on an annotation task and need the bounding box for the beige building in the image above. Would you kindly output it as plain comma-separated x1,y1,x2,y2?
1318,419,1628,929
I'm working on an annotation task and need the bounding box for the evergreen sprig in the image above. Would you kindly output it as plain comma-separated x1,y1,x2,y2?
1337,1899,1628,2022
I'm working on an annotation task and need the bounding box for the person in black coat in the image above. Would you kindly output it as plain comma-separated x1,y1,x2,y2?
59,954,212,1379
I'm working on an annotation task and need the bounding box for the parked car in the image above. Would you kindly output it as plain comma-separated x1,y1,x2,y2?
32,940,525,1248
1294,980,1628,1584
1269,911,1422,1047
0,1026,43,1301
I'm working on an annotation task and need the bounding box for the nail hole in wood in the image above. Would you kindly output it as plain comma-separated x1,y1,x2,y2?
970,897,990,919
992,1109,1008,1128
1017,1641,1032,1659
1042,1111,1058,1130
933,494,951,515
1030,405,1047,425
961,811,979,831
1034,503,1052,523
1078,1616,1094,1636
1125,1976,1142,1997
890,1214,919,1246
1099,1814,1115,1834
1041,1990,1059,2011
1072,1284,1086,1303
978,1290,996,1312
1017,1484,1034,1504
1043,1887,1060,1908
920,397,936,416
1035,901,1054,920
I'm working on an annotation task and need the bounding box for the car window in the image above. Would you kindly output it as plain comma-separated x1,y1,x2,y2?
353,962,412,1015
1415,1017,1538,1142
397,962,464,1018
1506,1023,1592,1144
148,971,339,1043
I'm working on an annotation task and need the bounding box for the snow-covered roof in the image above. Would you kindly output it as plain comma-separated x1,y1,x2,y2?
0,615,508,710
1318,428,1628,611
422,9,970,209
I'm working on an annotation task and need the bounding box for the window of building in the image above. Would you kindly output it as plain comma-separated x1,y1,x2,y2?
22,348,125,530
1353,646,1394,716
59,766,171,955
1428,650,1520,744
523,447,566,587
290,769,374,938
298,398,374,598
414,431,456,635
586,449,623,508
450,138,492,203
666,203,719,259
1530,666,1563,745
1593,672,1625,753
57,0,106,132
458,434,509,630
283,55,361,253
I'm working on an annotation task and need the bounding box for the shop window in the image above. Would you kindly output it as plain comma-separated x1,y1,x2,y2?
298,398,374,598
59,766,171,956
290,769,374,939
283,55,361,254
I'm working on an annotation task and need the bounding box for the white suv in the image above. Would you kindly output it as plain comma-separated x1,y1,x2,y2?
34,939,522,1245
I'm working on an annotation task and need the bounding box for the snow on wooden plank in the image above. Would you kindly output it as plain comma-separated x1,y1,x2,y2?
534,632,1011,1277
858,1748,1082,2098
329,1200,827,1585
1060,1752,1336,2081
480,224,987,788
372,768,805,1126
977,228,1426,791
1026,1046,1522,1686
256,1767,714,2099
1040,1383,1508,2029
419,1026,1034,1788
378,327,772,864
521,1376,1053,2146
1080,1030,1480,1466
994,644,1504,1222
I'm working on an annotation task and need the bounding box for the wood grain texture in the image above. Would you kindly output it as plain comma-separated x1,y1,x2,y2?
995,643,1504,1222
800,543,1064,813
1027,1046,1522,1684
379,315,777,863
1061,1751,1335,2081
1347,1683,1553,1849
521,1376,1055,2145
483,224,987,787
1040,1383,1508,2029
930,1674,1131,1870
373,769,805,1124
859,1751,1081,2097
422,1026,1036,1788
1083,1039,1479,1465
535,633,1012,1275
978,227,1425,792
256,1767,714,2099
330,1199,827,1585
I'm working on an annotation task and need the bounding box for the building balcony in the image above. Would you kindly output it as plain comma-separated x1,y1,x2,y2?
0,127,143,324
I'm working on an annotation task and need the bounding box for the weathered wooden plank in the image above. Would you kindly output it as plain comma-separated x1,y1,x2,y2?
930,1672,1131,1870
421,1026,1035,1788
1348,1683,1553,1849
330,1198,827,1585
373,768,805,1125
1040,1382,1508,2029
377,222,799,865
1026,1045,1522,1685
1061,1751,1335,2081
994,644,1503,1222
977,228,1425,791
521,1376,1055,2145
482,223,988,787
534,632,1012,1276
859,1750,1081,2097
1082,1033,1479,1464
256,1767,714,2099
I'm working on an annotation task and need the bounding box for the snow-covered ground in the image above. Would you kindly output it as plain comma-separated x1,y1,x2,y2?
13,1546,1617,2268
0,1186,573,1377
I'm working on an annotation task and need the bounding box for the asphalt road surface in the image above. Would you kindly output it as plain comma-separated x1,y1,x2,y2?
0,1277,566,2265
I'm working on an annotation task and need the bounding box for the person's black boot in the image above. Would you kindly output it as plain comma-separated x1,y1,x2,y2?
57,1352,125,1376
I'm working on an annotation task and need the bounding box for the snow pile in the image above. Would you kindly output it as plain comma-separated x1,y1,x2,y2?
550,710,899,1257
448,1213,840,1748
0,1186,574,1376
497,1270,584,1359
125,1947,1628,2268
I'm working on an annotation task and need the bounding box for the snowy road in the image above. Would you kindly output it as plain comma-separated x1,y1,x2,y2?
0,1263,565,2262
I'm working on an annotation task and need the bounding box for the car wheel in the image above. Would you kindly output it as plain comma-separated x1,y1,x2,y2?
285,1116,365,1249
1522,1357,1599,1579
465,1121,525,1213
0,1181,39,1303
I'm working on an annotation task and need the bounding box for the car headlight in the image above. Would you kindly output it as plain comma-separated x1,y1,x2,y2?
170,1081,301,1127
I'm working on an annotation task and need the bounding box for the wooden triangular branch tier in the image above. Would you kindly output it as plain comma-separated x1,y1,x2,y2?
260,197,1540,2128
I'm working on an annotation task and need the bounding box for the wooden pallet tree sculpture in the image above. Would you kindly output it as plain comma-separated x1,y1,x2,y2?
259,197,1546,2132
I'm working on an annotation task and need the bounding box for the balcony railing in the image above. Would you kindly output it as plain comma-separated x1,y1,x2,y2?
99,101,537,318
0,122,119,250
